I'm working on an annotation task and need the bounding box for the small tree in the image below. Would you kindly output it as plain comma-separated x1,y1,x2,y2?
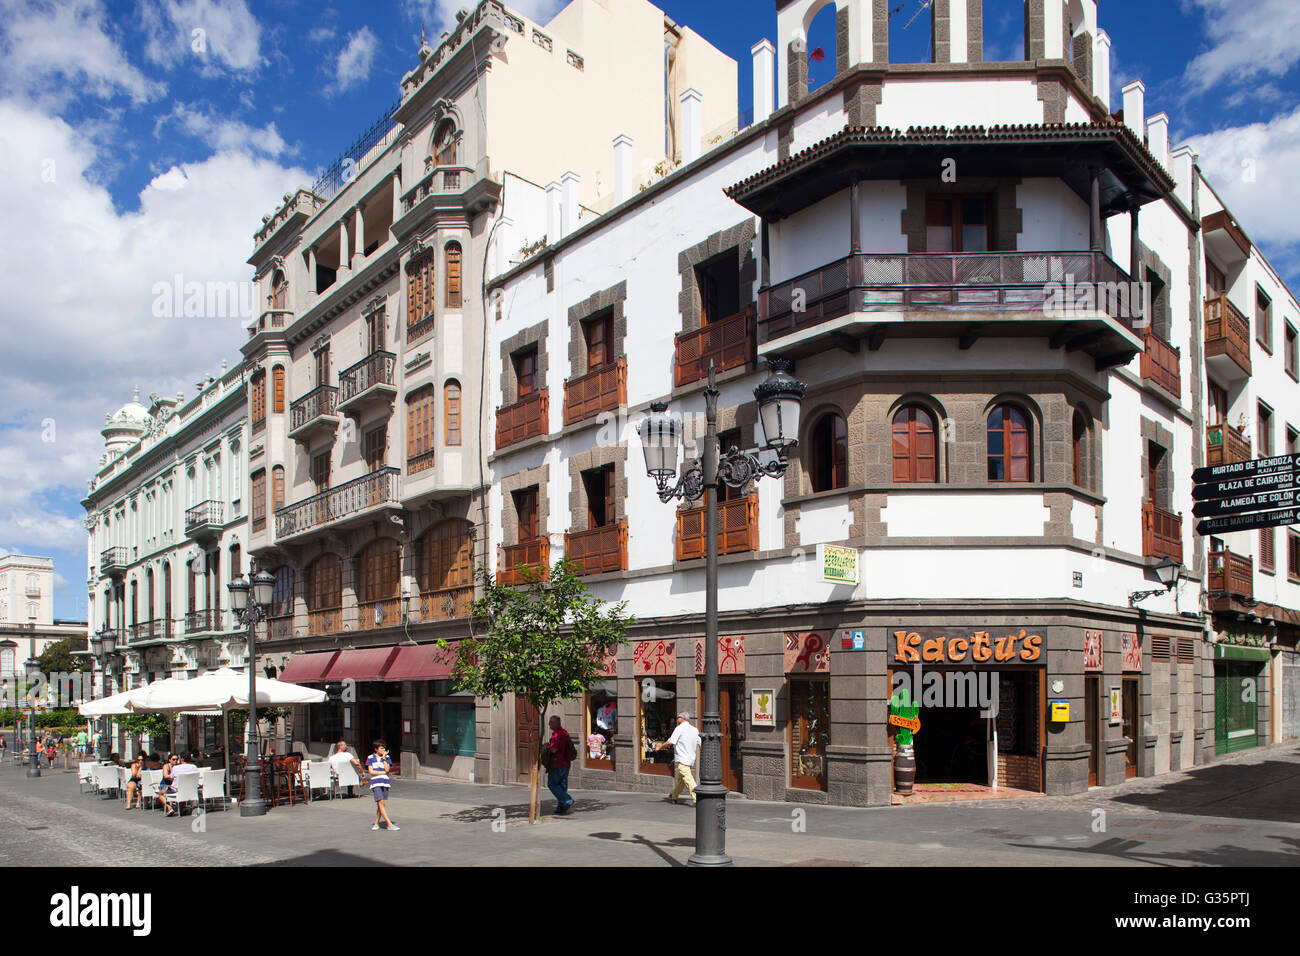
444,558,634,823
37,639,78,675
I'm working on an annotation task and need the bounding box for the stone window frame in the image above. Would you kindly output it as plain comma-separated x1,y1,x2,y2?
1139,417,1175,512
500,465,550,547
1071,404,1102,494
567,444,629,534
499,321,549,407
984,393,1044,484
1134,240,1173,341
567,281,627,379
798,401,851,495
885,393,950,485
677,220,757,336
901,179,1023,254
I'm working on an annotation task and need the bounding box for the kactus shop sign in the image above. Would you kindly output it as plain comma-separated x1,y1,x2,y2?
892,628,1044,665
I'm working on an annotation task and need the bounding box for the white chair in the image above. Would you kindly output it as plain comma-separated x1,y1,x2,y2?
199,769,227,811
304,761,334,801
171,773,201,816
95,764,119,798
78,762,95,794
140,770,162,810
118,766,132,804
335,760,361,795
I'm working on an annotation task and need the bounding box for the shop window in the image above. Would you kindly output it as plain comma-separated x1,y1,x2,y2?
987,404,1031,482
309,688,345,743
892,404,937,482
808,411,847,492
638,678,677,776
995,670,1038,757
428,679,476,756
789,678,829,791
584,682,618,770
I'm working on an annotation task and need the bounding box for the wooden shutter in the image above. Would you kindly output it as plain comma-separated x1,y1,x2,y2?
408,253,434,329
1261,528,1275,571
273,366,285,413
446,243,462,309
893,406,936,483
271,465,284,511
515,488,538,540
444,381,461,446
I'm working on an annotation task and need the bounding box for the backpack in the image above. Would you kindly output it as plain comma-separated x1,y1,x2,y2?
562,734,578,763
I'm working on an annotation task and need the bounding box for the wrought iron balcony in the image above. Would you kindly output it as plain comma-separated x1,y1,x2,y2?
565,521,628,576
338,350,397,413
184,608,217,634
274,466,400,540
184,500,223,540
1204,294,1251,381
563,358,626,426
1206,423,1251,468
99,547,127,577
675,307,756,387
289,385,339,442
496,389,549,450
128,619,171,644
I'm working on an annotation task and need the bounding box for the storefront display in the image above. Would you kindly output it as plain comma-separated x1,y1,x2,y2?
427,679,475,757
789,678,829,790
584,680,617,770
639,678,677,775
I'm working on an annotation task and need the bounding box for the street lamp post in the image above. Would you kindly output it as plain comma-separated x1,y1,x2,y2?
91,630,117,761
1128,557,1182,607
228,568,275,817
23,658,43,777
638,358,806,867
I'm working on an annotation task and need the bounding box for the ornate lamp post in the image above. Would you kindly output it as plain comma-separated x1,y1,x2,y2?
228,569,275,817
1128,557,1182,607
638,358,806,867
23,657,43,777
90,630,117,761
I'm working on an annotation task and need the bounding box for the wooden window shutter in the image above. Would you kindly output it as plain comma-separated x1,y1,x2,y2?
444,381,461,446
446,243,462,309
273,366,285,413
1151,635,1172,661
271,466,284,511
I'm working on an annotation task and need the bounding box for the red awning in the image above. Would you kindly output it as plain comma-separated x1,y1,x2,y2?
322,646,401,682
277,651,340,684
383,643,458,681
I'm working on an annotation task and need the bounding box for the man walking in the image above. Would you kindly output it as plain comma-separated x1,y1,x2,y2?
75,729,87,758
546,715,575,815
656,711,700,806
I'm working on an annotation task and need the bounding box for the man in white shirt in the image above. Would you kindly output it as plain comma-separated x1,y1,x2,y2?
328,740,365,797
656,711,700,806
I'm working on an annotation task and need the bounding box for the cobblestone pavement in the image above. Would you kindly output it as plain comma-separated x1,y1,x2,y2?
2,740,1298,866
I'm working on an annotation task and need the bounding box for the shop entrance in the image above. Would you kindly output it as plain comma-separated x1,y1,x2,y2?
356,682,403,772
1085,675,1100,786
1214,661,1261,755
516,695,540,781
1122,677,1139,778
698,679,744,792
914,705,987,785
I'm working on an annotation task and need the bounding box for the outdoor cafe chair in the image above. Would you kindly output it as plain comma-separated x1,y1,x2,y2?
171,773,201,816
78,762,95,794
140,770,162,810
303,761,334,802
335,760,361,795
273,755,308,807
199,769,227,811
94,764,119,798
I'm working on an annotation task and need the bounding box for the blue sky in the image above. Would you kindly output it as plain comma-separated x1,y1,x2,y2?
1,0,1298,620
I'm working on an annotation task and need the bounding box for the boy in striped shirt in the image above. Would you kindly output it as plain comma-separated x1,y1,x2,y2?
366,740,399,831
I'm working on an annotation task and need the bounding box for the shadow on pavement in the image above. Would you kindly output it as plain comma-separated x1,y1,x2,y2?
590,831,691,866
441,797,614,822
1005,835,1300,867
1104,749,1300,823
266,849,396,867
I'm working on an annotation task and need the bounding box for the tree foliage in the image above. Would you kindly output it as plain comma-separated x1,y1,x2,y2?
37,639,78,675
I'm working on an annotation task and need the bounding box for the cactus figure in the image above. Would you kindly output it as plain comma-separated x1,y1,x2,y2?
890,688,921,745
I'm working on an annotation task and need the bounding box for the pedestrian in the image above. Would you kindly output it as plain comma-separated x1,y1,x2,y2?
328,739,365,798
545,715,576,815
655,711,700,806
0,732,7,761
75,729,87,758
366,740,398,831
44,740,56,768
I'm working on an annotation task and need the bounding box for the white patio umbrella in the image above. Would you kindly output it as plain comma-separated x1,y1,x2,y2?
134,668,326,712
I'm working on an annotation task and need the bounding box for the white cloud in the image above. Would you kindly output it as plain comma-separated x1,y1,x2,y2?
0,98,306,556
328,27,379,97
0,0,165,107
141,0,263,74
401,0,565,35
1181,0,1300,94
153,102,290,157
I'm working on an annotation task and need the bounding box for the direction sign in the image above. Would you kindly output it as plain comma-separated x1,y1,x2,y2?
1196,506,1299,537
1192,453,1300,486
1192,469,1298,501
1192,488,1298,518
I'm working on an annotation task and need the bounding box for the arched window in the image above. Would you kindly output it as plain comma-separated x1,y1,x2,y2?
306,553,341,635
271,565,294,619
419,519,474,620
434,120,458,167
162,562,172,628
359,538,401,629
272,365,285,413
250,368,266,431
445,242,462,309
988,404,1032,482
272,465,285,512
892,405,937,482
406,251,435,334
808,412,848,492
146,568,155,621
1072,409,1089,488
444,380,461,446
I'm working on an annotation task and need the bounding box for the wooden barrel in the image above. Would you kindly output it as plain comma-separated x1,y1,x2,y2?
894,744,916,795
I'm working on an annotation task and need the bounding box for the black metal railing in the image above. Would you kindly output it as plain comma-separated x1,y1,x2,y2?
184,500,223,533
339,351,396,403
290,385,339,432
99,547,127,574
275,467,400,539
184,609,215,634
311,100,401,201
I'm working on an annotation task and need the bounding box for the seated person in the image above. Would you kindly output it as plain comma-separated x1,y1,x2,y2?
328,739,366,797
124,755,144,809
157,755,177,814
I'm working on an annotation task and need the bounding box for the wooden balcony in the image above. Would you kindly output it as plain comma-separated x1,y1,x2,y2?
1140,329,1181,400
184,500,224,540
338,350,397,414
1206,423,1251,468
674,307,756,387
496,389,549,450
1204,295,1251,381
565,520,628,576
357,597,401,630
307,607,341,636
288,385,340,442
564,358,627,426
275,467,400,541
676,492,758,562
1141,501,1183,564
1202,210,1251,267
757,250,1141,362
1209,549,1253,600
418,585,474,622
407,448,436,477
498,537,550,586
98,546,127,577
268,616,294,642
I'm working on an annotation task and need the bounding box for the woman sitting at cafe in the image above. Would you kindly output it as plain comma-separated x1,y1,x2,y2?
124,754,144,810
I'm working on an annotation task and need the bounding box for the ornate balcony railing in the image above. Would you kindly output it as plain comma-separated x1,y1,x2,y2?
565,521,628,576
247,309,292,339
676,492,758,562
1141,330,1181,400
275,467,400,539
184,500,224,536
128,619,170,643
1209,549,1253,600
675,307,756,387
758,250,1136,345
563,358,626,426
498,537,550,586
1206,423,1251,468
184,608,216,634
99,547,127,575
401,166,477,213
289,385,339,433
407,448,436,476
418,585,474,621
357,597,402,630
307,607,341,636
339,351,396,405
1204,294,1251,377
1141,501,1183,564
496,389,549,450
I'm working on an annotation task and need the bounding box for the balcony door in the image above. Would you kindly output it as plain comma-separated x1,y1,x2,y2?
514,347,538,399
364,425,387,473
515,488,538,541
583,465,614,528
925,195,992,253
315,345,330,387
584,311,614,371
1209,383,1228,426
1206,260,1226,296
366,309,386,354
697,250,740,325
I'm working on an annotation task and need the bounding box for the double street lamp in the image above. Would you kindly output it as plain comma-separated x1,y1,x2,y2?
638,358,806,867
23,657,43,777
228,568,275,817
90,630,118,761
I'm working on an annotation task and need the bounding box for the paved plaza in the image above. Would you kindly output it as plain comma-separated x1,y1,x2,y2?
1,738,1298,866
